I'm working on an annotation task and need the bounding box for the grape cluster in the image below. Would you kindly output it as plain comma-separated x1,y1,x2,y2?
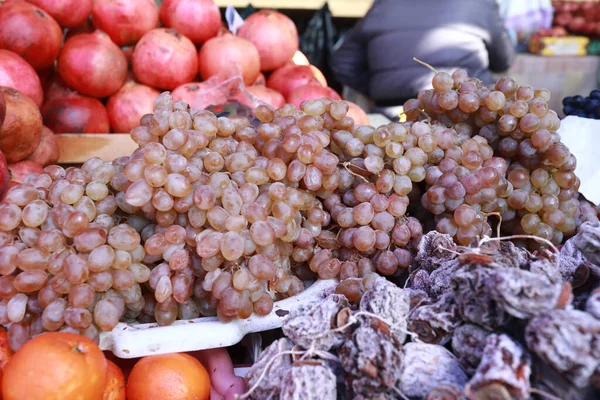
0,67,589,350
562,90,600,119
401,69,581,247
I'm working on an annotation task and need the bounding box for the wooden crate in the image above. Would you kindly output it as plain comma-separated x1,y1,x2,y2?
56,134,138,164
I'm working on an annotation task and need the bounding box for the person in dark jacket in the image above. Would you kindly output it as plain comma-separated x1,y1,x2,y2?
330,0,516,110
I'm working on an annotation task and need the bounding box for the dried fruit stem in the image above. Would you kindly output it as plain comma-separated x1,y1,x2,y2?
479,234,558,254
530,388,563,400
341,162,370,183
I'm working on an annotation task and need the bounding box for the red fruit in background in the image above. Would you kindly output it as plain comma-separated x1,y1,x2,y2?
107,81,160,133
44,74,79,103
0,90,5,130
246,85,285,109
159,0,221,45
0,151,8,199
0,1,63,69
132,28,198,90
65,17,95,40
172,82,228,111
346,101,370,125
27,126,59,166
58,31,128,98
42,95,110,134
198,35,260,86
92,0,159,46
569,16,586,32
238,9,299,71
26,0,92,28
267,65,318,99
554,12,573,27
8,160,44,184
0,87,43,163
286,81,341,108
0,50,43,108
309,65,327,87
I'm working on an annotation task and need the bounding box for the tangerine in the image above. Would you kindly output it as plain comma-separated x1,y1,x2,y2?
103,359,126,400
126,353,211,400
2,332,107,400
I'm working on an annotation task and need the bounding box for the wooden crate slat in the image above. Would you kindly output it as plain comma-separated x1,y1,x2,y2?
56,134,139,164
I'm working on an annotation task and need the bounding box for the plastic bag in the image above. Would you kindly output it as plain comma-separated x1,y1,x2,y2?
300,3,337,84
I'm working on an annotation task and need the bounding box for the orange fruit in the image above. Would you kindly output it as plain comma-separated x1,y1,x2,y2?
103,360,126,400
2,332,107,400
126,353,211,400
0,327,13,369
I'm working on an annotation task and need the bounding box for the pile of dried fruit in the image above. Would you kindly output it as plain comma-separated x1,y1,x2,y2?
244,225,600,399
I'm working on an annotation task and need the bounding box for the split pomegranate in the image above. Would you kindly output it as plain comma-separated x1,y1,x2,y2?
0,50,43,108
27,126,59,166
346,101,370,125
238,9,299,71
92,0,159,46
198,35,261,86
132,28,198,90
159,0,221,44
8,160,44,184
0,90,5,130
0,150,8,199
58,31,128,98
172,82,228,111
42,95,110,134
286,81,341,108
310,65,328,87
0,1,63,69
0,87,43,163
43,74,79,104
267,65,317,99
247,85,285,109
107,81,160,133
26,0,92,28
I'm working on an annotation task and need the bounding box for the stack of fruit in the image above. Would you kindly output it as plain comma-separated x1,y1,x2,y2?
562,89,600,117
0,0,365,140
553,0,600,37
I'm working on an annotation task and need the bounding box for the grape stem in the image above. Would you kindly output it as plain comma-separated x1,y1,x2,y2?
413,58,439,73
393,387,411,400
481,211,503,238
478,234,559,254
341,162,370,183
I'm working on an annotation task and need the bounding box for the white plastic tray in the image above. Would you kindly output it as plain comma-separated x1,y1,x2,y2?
99,279,337,358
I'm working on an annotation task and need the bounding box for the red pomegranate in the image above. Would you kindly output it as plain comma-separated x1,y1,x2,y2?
0,1,63,69
0,87,43,163
107,81,160,133
310,65,327,87
238,9,299,71
132,28,198,90
58,31,128,98
247,86,285,109
42,95,111,134
27,126,59,166
44,74,79,104
0,50,44,108
159,0,221,44
8,160,45,184
287,82,341,108
0,150,8,198
267,65,318,99
346,101,370,125
92,0,159,46
198,35,260,86
65,17,95,40
26,0,92,28
0,90,5,130
172,82,228,111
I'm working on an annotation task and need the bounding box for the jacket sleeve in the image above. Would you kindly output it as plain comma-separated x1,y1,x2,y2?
485,0,516,72
330,19,371,96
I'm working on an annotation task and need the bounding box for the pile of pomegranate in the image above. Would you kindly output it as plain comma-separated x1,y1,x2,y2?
0,0,364,144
